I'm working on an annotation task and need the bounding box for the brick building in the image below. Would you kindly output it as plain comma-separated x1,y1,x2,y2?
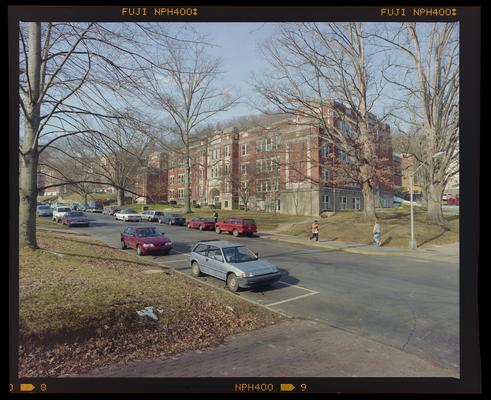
135,106,397,216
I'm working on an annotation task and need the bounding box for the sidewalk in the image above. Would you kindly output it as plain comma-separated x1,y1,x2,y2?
77,318,458,378
260,231,459,263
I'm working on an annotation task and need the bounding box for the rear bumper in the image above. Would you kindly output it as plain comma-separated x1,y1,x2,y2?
238,272,281,288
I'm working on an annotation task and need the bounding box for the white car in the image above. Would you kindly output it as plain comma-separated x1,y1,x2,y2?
52,206,72,223
114,208,142,222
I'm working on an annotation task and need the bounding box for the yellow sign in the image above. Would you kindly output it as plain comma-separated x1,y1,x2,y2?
280,383,295,391
20,383,35,392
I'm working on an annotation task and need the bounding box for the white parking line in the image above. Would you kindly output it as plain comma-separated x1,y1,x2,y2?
277,281,318,294
266,291,319,307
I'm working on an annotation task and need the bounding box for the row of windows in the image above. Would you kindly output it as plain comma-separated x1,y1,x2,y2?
321,195,361,210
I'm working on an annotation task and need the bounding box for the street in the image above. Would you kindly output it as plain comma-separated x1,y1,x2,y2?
67,213,459,372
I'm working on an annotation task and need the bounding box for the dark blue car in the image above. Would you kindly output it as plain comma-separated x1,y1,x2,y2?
158,212,186,226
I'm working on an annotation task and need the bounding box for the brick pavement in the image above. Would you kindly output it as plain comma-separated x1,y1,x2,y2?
77,318,458,378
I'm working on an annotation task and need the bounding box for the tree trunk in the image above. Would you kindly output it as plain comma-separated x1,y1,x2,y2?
19,152,39,249
361,182,377,222
117,188,125,206
426,183,447,226
83,193,88,206
184,148,192,214
19,22,42,250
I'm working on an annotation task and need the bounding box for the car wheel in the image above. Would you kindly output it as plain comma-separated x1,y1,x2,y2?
215,227,221,234
136,245,143,256
227,273,239,292
169,221,173,225
199,225,204,231
57,219,61,223
232,229,239,237
121,240,127,249
191,261,202,277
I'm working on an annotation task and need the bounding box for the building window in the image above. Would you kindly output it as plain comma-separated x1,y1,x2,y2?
211,167,220,178
339,196,347,209
224,200,229,208
257,137,276,152
321,195,330,210
240,181,249,191
240,143,249,156
178,188,184,199
321,144,330,158
224,145,230,157
352,197,361,210
241,164,248,175
211,148,220,160
178,174,185,184
224,163,230,175
321,168,330,181
225,181,231,193
169,176,175,184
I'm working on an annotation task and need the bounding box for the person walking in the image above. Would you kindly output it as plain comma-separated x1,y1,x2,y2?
309,220,319,241
373,218,382,246
212,211,219,224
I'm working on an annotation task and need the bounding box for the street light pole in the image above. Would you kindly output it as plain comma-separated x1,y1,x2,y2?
409,173,416,249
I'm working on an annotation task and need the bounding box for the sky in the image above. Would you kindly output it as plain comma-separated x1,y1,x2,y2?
184,23,278,121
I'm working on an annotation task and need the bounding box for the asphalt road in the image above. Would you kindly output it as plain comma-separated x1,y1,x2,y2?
57,212,459,371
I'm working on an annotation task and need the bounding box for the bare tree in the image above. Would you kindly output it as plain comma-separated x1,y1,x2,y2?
18,22,174,249
139,35,239,213
253,23,392,221
375,22,459,226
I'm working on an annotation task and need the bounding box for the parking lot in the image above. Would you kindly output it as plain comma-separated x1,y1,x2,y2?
42,212,460,371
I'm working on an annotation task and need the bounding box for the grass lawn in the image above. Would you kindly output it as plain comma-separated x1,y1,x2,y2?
130,204,308,232
284,206,459,248
19,231,282,377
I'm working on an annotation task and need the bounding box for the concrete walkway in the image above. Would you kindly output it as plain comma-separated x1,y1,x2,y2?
260,232,459,263
77,318,458,378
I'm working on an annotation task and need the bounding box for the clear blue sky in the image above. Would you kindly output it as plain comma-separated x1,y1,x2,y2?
186,23,277,121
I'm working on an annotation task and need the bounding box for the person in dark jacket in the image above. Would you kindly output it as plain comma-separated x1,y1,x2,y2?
213,211,218,223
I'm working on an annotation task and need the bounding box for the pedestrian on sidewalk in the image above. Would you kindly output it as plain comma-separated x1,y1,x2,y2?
310,220,319,241
373,218,382,246
212,211,219,224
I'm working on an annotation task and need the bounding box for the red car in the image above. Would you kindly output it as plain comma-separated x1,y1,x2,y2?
120,226,173,256
187,217,216,231
215,217,257,237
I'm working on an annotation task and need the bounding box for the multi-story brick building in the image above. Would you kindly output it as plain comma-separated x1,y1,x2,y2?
135,105,397,216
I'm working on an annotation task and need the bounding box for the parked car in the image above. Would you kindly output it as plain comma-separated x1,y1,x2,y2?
120,226,173,256
215,217,257,237
114,208,142,222
103,206,120,215
447,196,460,206
52,206,72,223
141,210,166,222
37,205,53,217
69,203,80,210
62,211,90,227
158,213,186,226
189,240,281,292
187,217,216,231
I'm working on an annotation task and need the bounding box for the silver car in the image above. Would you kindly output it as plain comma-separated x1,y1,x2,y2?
37,205,53,217
189,240,281,292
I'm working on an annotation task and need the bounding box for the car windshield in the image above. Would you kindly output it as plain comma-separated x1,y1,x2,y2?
58,208,71,212
154,211,164,215
38,206,50,210
223,246,258,263
68,212,84,217
169,214,180,218
124,209,137,214
136,228,160,237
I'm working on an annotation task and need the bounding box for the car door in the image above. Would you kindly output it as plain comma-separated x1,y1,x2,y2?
206,246,227,280
126,227,137,248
